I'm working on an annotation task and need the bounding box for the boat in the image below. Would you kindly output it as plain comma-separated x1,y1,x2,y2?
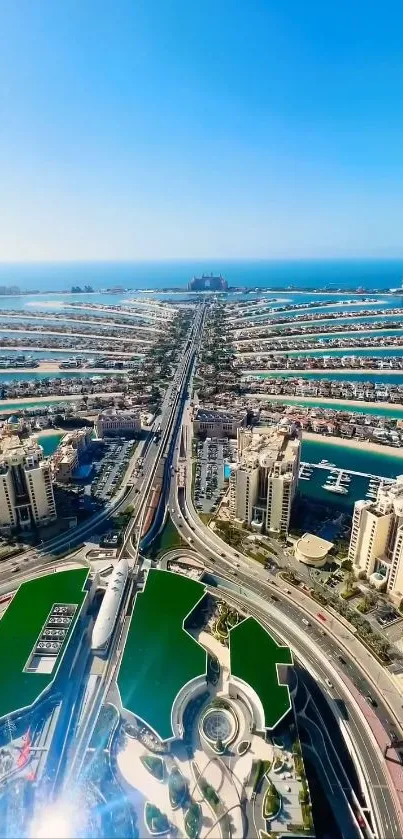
322,483,348,494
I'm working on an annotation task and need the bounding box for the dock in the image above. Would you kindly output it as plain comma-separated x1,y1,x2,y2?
299,461,394,481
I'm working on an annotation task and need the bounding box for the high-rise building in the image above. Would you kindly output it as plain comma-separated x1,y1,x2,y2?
348,476,403,602
0,436,56,531
229,421,301,534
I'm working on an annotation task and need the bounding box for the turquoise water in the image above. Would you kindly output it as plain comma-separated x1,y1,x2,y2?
259,396,403,418
318,328,403,341
245,371,403,385
0,398,76,413
36,431,64,456
0,349,107,360
270,313,403,329
297,437,403,512
301,438,403,479
0,371,114,383
274,347,403,358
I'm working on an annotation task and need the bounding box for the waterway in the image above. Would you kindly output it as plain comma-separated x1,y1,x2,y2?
244,371,403,385
270,347,403,358
0,371,114,384
255,396,403,419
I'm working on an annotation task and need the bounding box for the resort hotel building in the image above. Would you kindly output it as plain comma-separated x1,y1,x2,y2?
229,420,301,534
95,408,141,439
0,435,56,531
349,476,403,602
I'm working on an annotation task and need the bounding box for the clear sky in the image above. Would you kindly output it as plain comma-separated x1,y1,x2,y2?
1,0,403,261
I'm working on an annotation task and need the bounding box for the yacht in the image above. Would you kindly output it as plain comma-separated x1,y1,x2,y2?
322,483,348,494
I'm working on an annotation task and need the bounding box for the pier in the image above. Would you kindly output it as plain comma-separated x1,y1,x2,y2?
299,461,394,481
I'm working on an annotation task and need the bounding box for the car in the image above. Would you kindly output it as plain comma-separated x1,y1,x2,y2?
338,655,347,665
365,694,378,707
270,594,279,602
302,618,310,627
325,678,333,689
220,552,226,558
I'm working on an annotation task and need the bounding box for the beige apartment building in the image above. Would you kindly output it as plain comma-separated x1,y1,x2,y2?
348,476,403,602
0,436,56,531
229,421,301,535
95,408,141,439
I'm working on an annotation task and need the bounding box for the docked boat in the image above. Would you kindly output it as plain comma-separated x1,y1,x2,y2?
322,483,348,494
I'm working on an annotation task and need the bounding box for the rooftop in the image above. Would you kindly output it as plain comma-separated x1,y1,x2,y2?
116,569,207,741
0,568,89,720
229,617,293,729
295,532,334,559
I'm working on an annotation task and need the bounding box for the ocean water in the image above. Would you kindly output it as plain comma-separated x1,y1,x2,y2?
0,259,402,293
276,347,403,358
269,313,403,329
0,349,107,360
256,396,403,418
0,371,114,384
0,398,77,413
301,438,403,479
246,371,403,385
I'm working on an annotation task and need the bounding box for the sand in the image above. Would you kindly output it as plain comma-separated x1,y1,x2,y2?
0,363,125,374
236,327,403,344
302,430,403,458
243,392,403,412
0,345,132,357
238,344,403,357
0,391,124,412
0,326,137,343
242,368,403,376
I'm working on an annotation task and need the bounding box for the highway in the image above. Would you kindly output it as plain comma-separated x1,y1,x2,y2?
59,303,207,784
161,355,403,838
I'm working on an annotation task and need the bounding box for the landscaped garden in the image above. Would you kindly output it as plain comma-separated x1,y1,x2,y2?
168,767,187,809
144,803,170,835
263,781,281,819
141,754,165,782
184,802,201,839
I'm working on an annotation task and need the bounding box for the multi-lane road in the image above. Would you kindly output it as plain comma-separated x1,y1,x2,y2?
160,337,403,838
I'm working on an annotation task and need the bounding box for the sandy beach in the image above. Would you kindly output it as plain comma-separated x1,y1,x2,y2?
0,345,133,357
0,326,138,343
302,430,403,458
0,313,154,337
0,391,124,413
0,363,125,374
243,391,403,412
242,368,403,376
238,344,403,357
236,327,403,344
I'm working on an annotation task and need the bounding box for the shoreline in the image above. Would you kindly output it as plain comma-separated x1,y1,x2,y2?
0,345,133,357
0,391,124,412
302,430,403,459
236,327,403,344
242,368,403,376
244,392,403,411
238,344,403,357
0,363,122,375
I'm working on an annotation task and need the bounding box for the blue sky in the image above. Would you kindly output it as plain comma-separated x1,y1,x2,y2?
1,0,403,261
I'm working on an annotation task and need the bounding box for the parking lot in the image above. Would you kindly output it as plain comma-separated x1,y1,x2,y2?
193,437,236,514
91,439,136,501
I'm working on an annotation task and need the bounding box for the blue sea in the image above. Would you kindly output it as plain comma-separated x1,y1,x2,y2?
0,259,402,293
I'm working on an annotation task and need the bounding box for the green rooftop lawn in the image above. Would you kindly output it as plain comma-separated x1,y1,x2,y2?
117,569,207,740
229,617,292,729
0,568,88,719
